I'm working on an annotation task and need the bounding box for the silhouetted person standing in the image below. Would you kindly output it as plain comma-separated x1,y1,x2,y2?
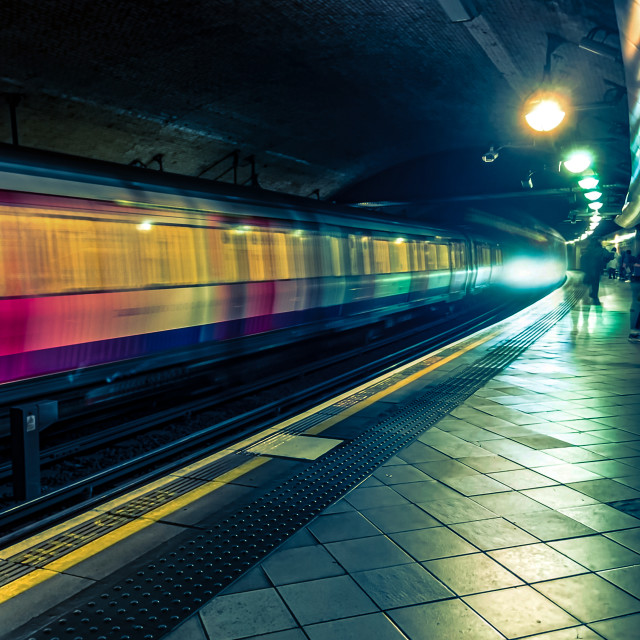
580,238,611,305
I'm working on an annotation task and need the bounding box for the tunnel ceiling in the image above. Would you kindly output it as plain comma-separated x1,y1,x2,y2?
0,0,630,238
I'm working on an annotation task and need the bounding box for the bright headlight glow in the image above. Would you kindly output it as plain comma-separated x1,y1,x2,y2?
578,176,599,189
500,257,566,289
584,191,602,201
137,221,152,231
563,151,592,174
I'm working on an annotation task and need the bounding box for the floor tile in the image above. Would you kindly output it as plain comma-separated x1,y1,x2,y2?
352,562,453,608
360,503,440,533
424,552,522,595
516,628,601,640
541,447,605,463
396,441,448,463
164,615,209,640
558,504,640,532
277,576,377,626
604,527,640,553
261,545,345,586
200,588,297,640
463,585,579,638
513,435,574,450
306,511,381,543
472,491,551,516
415,459,479,479
222,566,272,595
391,526,478,561
438,474,511,496
508,510,597,540
536,464,603,483
418,496,496,524
567,479,640,502
487,469,558,490
373,464,432,484
451,518,539,550
304,613,408,640
417,429,493,458
344,485,409,510
388,599,505,639
533,573,640,622
576,460,638,478
549,535,640,571
276,528,318,551
590,613,640,640
522,485,597,511
584,443,640,458
393,479,460,502
457,455,522,473
248,435,342,460
325,535,413,572
489,543,587,582
597,564,640,598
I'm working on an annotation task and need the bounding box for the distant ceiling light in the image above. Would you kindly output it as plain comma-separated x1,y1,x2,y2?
563,151,593,174
524,96,566,132
395,237,405,244
588,201,603,210
584,191,603,201
578,176,600,189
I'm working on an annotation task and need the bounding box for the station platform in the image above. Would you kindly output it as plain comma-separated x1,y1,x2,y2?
2,274,640,640
165,276,640,640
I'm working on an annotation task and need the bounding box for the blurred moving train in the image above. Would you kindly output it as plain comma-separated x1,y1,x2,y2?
0,145,567,400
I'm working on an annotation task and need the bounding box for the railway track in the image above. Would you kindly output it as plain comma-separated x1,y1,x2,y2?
0,290,547,543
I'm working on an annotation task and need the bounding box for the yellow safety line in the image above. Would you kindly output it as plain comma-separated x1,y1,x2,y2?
0,457,268,604
305,332,500,435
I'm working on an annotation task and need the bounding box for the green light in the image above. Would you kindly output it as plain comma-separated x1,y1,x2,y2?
578,176,599,189
584,191,602,201
563,151,592,174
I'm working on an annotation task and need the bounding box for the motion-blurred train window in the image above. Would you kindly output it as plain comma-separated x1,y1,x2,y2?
436,244,450,269
373,238,391,274
247,230,266,281
328,235,346,276
390,239,409,273
426,243,437,270
290,232,307,278
220,230,240,282
407,241,421,272
232,230,250,282
270,231,290,280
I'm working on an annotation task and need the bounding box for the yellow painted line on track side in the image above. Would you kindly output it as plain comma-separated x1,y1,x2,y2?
0,457,268,604
305,332,500,435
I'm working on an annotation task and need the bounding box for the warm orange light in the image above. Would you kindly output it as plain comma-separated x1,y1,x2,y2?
524,92,567,132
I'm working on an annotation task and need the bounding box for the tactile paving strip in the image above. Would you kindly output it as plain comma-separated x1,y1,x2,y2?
8,513,130,568
23,288,581,640
0,560,35,589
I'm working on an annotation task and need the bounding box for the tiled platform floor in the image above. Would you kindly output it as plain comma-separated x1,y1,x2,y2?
167,278,640,640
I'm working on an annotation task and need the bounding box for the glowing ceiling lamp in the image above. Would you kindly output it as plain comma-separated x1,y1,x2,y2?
524,96,566,132
578,176,599,189
563,151,593,173
584,191,602,201
588,201,603,210
137,221,152,231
